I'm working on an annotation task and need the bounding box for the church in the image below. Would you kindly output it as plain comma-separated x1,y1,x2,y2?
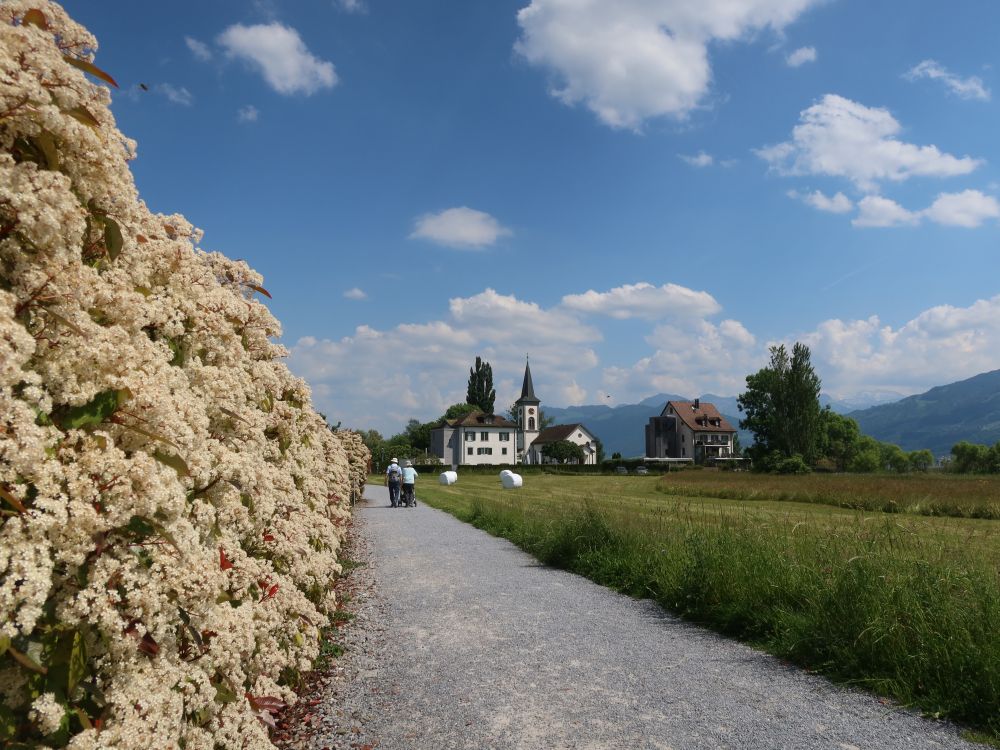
429,360,600,467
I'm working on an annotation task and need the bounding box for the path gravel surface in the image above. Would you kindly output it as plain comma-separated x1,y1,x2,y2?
304,484,979,750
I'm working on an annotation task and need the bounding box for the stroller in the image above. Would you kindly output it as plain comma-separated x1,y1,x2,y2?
400,483,417,507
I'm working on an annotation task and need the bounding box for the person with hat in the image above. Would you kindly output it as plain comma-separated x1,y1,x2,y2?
400,460,419,507
384,457,402,507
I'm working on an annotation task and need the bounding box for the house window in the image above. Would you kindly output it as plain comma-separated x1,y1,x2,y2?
502,447,508,455
480,431,489,441
467,447,473,456
477,447,493,456
499,432,510,441
465,432,475,441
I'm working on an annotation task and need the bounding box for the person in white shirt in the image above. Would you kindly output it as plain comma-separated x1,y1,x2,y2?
400,460,419,507
384,458,402,507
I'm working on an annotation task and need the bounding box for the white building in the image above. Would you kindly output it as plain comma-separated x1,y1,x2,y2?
430,359,600,467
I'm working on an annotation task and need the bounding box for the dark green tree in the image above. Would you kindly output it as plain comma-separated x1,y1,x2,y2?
908,449,934,472
738,342,822,463
443,402,479,421
542,440,585,464
594,437,605,464
404,418,433,451
466,356,496,414
817,409,862,471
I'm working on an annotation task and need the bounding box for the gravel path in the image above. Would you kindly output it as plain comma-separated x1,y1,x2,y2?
304,484,979,750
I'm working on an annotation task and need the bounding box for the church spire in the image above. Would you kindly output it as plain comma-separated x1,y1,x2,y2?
518,356,539,404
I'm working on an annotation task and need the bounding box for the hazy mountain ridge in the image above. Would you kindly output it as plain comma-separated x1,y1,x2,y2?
848,369,1000,456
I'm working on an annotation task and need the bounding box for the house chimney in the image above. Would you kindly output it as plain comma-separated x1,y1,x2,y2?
693,398,700,410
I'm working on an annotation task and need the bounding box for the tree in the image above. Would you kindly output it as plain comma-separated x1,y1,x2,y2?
444,402,479,421
466,356,496,414
404,418,433,451
594,437,605,464
738,342,822,464
542,440,585,464
818,409,862,471
908,449,934,472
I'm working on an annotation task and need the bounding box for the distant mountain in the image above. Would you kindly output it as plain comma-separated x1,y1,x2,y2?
544,388,907,458
849,369,1000,456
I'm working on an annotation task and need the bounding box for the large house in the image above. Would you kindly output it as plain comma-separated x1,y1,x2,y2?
645,399,737,462
431,360,600,467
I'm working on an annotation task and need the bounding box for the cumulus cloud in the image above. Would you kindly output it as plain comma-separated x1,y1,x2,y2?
155,83,194,106
788,189,853,213
757,94,982,191
786,46,816,67
185,36,212,61
561,282,721,321
852,195,920,228
679,151,714,167
237,105,259,122
409,207,511,249
515,0,824,130
336,0,365,12
798,295,1000,396
343,287,367,300
923,189,1000,227
218,23,337,95
904,60,990,102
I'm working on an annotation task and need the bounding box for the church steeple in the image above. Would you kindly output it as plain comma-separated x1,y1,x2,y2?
518,357,539,404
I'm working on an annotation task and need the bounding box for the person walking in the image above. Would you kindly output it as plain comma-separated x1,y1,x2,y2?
401,460,419,507
385,457,402,507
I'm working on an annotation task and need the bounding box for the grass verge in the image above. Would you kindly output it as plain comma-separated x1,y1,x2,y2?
418,476,1000,742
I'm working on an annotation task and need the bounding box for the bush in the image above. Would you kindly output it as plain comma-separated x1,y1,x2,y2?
0,6,369,748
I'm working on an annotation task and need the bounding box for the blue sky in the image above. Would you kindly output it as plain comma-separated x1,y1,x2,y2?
66,0,1000,434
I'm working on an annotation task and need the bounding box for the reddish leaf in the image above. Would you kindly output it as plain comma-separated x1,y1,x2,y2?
263,532,275,542
219,547,234,571
265,584,279,601
245,283,272,299
22,9,48,29
138,634,159,656
63,56,119,88
0,485,26,514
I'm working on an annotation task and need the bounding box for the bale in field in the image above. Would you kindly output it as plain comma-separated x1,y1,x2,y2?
439,470,458,485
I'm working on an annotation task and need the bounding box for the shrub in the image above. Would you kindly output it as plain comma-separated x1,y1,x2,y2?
0,4,368,747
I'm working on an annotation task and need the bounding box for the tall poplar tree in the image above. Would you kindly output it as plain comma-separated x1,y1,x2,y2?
465,356,496,414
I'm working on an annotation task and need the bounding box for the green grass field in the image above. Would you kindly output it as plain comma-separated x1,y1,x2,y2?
414,472,1000,742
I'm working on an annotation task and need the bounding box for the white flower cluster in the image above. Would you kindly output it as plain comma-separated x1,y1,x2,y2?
0,3,369,747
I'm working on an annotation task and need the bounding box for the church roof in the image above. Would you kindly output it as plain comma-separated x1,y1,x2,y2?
517,360,539,403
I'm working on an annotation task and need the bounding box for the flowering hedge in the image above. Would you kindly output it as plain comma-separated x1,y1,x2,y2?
0,3,369,747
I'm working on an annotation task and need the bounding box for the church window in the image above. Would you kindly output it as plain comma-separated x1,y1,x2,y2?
528,417,535,430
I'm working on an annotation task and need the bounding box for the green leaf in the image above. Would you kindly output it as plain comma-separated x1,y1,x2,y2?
67,631,86,694
63,56,119,88
214,683,239,704
0,703,16,742
122,423,178,450
153,450,189,477
53,389,128,430
33,131,59,170
0,633,10,657
103,217,123,260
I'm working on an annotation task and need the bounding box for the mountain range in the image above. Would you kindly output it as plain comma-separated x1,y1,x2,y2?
542,372,1000,459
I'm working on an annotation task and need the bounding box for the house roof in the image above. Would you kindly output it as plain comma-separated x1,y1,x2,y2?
531,423,594,445
446,410,517,429
517,360,539,404
663,401,737,433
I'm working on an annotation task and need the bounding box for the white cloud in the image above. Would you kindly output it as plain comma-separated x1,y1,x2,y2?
798,295,1000,396
788,189,853,213
343,287,367,300
561,282,721,320
786,46,816,67
904,60,990,102
515,0,824,130
679,151,714,167
336,0,365,12
757,94,982,191
185,36,212,62
155,83,194,106
409,207,511,249
218,23,337,95
923,189,1000,227
852,195,920,228
237,105,259,122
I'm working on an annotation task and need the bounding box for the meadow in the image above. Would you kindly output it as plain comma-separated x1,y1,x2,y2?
415,472,1000,742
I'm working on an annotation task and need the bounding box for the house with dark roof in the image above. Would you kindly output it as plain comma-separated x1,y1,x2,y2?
645,399,737,462
430,359,601,467
526,423,600,465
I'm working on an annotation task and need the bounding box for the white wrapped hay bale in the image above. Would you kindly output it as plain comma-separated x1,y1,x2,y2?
439,470,458,485
501,471,523,489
